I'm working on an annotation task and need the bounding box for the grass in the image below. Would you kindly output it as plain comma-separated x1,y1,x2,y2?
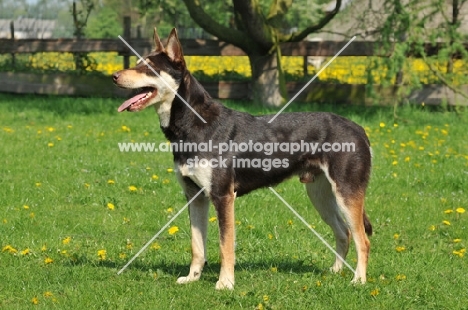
0,93,467,309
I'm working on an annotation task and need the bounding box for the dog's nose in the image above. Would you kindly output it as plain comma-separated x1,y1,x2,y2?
112,72,120,83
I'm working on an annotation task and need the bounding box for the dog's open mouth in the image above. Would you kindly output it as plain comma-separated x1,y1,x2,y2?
117,87,158,112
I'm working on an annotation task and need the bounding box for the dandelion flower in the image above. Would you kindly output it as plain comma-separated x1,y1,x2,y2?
151,242,161,250
168,226,179,235
167,168,173,173
128,185,137,192
152,174,159,180
2,245,17,254
43,291,53,297
395,246,406,252
162,179,170,184
209,216,217,222
97,249,107,260
442,220,451,226
263,295,269,302
41,245,47,252
119,253,127,259
456,207,465,214
270,267,277,273
404,157,410,162
62,236,71,245
429,225,436,231
393,233,400,239
453,239,462,243
107,203,115,210
48,142,54,147
107,179,115,184
287,220,293,225
31,297,39,305
44,257,53,264
35,182,42,187
316,280,322,287
23,205,29,210
121,125,131,132
370,289,379,296
379,122,385,128
444,209,453,214
21,248,31,255
395,274,406,281
453,250,465,258
268,233,273,240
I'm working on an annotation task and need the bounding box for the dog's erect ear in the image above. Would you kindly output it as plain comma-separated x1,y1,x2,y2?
153,27,164,53
166,28,185,64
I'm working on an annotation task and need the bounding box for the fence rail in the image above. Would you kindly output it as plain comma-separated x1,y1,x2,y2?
1,38,467,57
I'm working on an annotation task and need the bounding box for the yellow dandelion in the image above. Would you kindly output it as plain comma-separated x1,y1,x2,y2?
31,297,39,305
152,174,159,180
270,267,277,273
263,295,269,302
287,220,293,225
67,125,73,129
2,245,17,254
84,183,90,188
395,274,406,281
107,203,115,210
167,168,174,173
235,220,241,225
393,123,398,127
41,245,47,252
162,179,170,184
44,257,53,264
151,242,161,250
442,220,451,226
48,142,54,147
43,291,53,297
404,156,410,162
444,209,453,214
23,205,29,210
35,182,42,187
209,216,217,222
316,280,322,287
168,226,179,235
395,246,406,252
429,225,436,231
393,233,400,239
268,233,273,240
453,250,464,258
247,224,254,230
379,122,385,128
29,212,35,218
21,248,31,255
370,289,380,296
2,219,6,223
453,239,462,243
121,125,131,132
119,253,127,259
456,207,465,214
166,207,173,213
62,236,71,245
126,240,133,250
47,127,55,132
128,185,137,192
107,179,115,184
97,249,107,260
441,129,448,135
123,217,130,223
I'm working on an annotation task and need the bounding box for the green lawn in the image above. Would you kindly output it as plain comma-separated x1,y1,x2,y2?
0,93,467,309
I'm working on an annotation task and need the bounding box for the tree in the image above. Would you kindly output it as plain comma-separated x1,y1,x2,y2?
182,0,342,107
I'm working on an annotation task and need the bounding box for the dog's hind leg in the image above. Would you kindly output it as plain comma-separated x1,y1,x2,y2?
306,174,351,274
334,188,370,284
176,181,210,285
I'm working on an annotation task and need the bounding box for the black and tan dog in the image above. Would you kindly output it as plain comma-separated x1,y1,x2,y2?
113,28,372,290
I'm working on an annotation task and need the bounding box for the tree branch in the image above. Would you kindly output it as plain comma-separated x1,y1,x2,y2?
232,0,274,50
182,0,247,49
281,0,342,42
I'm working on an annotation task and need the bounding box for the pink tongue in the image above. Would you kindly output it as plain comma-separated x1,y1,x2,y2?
117,93,148,112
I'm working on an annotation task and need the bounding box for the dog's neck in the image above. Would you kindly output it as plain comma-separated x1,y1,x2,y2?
160,71,221,142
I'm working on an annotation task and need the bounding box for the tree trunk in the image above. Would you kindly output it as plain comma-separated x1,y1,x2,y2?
248,52,286,107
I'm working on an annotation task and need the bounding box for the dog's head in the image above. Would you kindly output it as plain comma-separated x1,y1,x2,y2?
113,28,186,113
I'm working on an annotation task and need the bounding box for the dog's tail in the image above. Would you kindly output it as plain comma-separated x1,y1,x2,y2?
363,212,373,236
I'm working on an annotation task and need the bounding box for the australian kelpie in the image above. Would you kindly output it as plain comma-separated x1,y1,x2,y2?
113,28,372,290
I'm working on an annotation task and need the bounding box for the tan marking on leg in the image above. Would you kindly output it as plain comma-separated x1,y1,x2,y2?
213,186,236,290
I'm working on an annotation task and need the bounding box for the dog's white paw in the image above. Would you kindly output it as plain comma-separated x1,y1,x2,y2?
215,278,234,290
351,276,366,284
176,274,200,285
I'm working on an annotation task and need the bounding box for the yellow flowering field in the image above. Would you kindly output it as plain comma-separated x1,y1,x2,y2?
0,93,467,308
2,52,467,85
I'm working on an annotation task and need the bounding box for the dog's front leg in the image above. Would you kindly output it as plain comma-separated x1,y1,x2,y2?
176,193,209,285
212,189,236,290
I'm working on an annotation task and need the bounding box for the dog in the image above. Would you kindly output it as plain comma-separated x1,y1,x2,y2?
112,28,373,290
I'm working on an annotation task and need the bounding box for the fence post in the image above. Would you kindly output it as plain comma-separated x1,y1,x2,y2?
123,16,131,69
10,21,15,68
303,55,308,76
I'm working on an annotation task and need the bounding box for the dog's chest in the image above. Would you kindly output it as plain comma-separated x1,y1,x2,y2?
177,163,212,195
